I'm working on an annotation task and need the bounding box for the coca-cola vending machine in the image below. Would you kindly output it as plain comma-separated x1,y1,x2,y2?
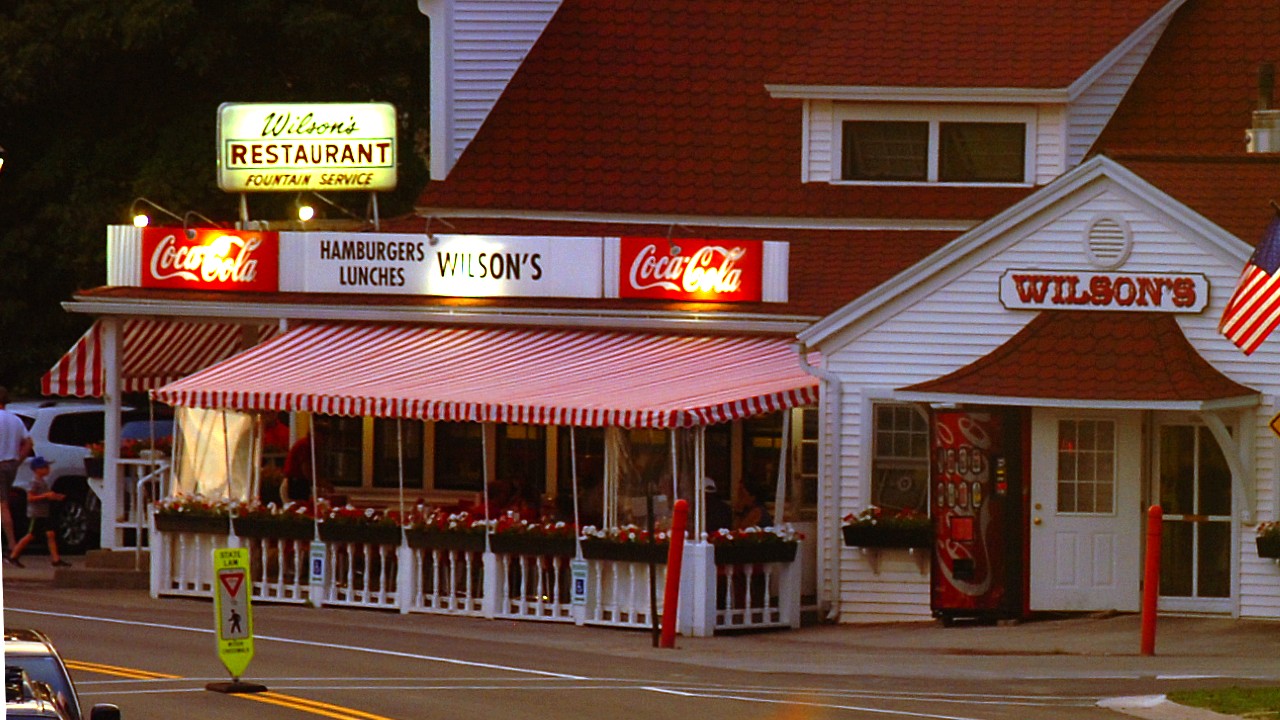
931,408,1025,624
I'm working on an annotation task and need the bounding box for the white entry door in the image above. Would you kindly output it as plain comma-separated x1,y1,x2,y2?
1030,409,1142,612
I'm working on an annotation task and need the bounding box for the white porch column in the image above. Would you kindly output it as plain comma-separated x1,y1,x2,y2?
101,316,123,550
679,541,716,637
395,541,414,614
481,551,499,618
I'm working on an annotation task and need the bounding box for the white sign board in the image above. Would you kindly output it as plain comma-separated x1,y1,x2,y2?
281,232,604,298
998,270,1208,313
218,102,397,192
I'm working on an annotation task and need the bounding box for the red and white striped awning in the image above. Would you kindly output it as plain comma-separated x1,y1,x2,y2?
42,319,281,397
151,323,819,428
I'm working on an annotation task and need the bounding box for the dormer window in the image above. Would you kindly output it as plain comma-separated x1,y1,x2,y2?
834,105,1034,185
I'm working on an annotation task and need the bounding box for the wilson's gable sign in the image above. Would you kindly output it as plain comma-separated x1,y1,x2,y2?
217,102,397,193
998,270,1208,313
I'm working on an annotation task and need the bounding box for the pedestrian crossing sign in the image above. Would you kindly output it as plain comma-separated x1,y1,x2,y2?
213,548,254,679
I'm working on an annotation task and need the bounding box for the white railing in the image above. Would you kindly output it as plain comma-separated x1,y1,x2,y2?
150,529,231,597
323,539,401,610
240,535,311,604
406,547,486,616
585,559,665,629
152,525,802,636
490,551,575,622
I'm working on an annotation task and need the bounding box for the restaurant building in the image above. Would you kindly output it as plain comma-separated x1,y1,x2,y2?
42,0,1280,626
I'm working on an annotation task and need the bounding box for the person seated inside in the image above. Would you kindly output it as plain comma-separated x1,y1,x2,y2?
732,482,773,530
703,476,733,532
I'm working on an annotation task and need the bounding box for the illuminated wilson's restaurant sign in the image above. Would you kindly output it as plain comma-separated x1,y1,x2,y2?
217,102,397,192
998,270,1208,313
618,238,763,302
141,228,279,292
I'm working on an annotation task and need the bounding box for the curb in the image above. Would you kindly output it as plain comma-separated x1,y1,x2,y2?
1099,695,1241,720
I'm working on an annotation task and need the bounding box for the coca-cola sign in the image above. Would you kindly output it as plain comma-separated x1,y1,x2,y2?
618,237,763,302
141,228,279,292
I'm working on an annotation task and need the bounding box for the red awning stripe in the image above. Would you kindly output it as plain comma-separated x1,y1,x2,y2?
152,322,819,428
42,320,281,397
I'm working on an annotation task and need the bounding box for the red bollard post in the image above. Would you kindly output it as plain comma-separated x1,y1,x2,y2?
660,499,689,649
1140,505,1162,656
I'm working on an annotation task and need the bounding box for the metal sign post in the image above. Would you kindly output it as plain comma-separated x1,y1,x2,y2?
207,548,267,694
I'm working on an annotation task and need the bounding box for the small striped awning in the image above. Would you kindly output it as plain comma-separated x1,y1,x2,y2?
151,322,820,428
42,319,281,397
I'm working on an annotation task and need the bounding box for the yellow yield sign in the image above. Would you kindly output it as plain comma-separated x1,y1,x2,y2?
208,548,266,693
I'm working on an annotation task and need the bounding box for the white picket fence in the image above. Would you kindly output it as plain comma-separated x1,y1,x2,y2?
151,520,802,636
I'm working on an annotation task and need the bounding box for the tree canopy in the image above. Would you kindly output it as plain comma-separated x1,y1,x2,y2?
0,0,430,394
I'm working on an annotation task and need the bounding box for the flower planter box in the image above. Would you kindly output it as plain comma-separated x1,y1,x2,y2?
405,530,487,553
233,517,315,542
489,534,577,557
83,457,104,479
318,523,403,546
841,524,933,549
714,542,798,565
154,513,230,535
1257,535,1280,559
581,540,669,564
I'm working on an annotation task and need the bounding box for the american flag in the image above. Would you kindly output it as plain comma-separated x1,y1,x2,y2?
1220,215,1280,355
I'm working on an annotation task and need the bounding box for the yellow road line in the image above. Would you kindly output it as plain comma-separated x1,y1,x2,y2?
242,692,398,720
67,659,397,720
65,660,179,680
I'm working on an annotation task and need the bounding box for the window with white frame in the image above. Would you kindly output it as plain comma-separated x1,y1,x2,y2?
871,402,930,512
1056,418,1116,514
837,105,1032,185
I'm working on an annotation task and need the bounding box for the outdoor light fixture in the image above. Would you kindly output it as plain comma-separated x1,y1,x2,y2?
182,210,225,239
295,191,359,223
423,216,456,246
0,145,6,174
130,197,183,228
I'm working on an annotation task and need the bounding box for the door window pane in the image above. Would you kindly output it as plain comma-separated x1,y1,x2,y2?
1198,427,1232,516
1057,419,1115,515
1159,425,1196,514
1198,522,1231,598
1160,521,1194,597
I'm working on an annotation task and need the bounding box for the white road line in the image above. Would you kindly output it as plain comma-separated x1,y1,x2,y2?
644,686,990,720
10,607,584,680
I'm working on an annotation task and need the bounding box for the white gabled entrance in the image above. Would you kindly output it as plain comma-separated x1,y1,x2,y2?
1029,409,1142,612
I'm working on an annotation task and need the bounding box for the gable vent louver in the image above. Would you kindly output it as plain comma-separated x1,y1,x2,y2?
1085,217,1131,269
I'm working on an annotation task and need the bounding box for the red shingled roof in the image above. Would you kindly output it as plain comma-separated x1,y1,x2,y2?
1093,0,1280,247
768,0,1172,89
899,311,1256,402
1094,0,1280,156
1115,154,1280,247
416,0,1038,221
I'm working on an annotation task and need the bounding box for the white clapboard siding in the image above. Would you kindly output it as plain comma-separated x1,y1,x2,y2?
821,180,1280,621
426,0,562,179
1065,14,1171,165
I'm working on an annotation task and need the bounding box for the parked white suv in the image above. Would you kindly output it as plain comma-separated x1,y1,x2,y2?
7,400,168,554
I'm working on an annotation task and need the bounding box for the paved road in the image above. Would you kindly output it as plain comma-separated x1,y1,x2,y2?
6,580,1277,719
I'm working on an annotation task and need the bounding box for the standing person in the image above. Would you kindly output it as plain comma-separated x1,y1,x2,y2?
0,386,33,554
281,423,333,503
8,456,69,568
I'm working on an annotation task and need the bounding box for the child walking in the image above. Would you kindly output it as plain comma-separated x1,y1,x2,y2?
7,456,70,568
